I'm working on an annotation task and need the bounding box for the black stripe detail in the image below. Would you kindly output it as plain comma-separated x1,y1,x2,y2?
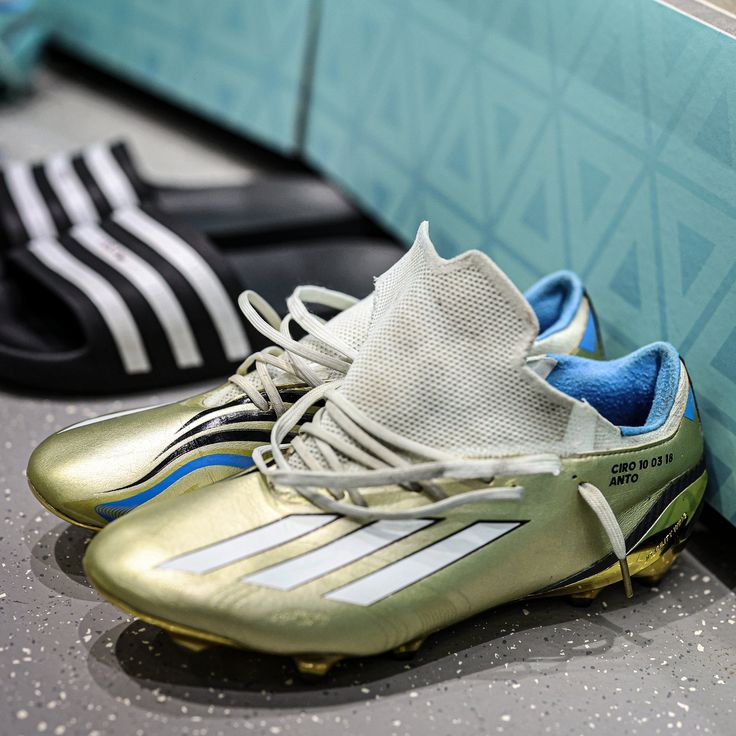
112,430,276,492
32,164,70,232
279,388,313,403
102,218,226,365
61,232,177,374
0,172,29,247
680,357,701,420
159,409,279,456
13,244,124,375
177,388,314,433
584,288,603,355
534,457,706,594
179,399,253,430
134,205,270,354
109,141,152,201
72,156,111,217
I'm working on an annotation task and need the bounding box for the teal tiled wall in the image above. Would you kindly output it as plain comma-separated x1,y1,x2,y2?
304,0,736,524
52,0,312,153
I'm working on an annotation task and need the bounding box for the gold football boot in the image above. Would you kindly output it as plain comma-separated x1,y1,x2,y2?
28,230,602,530
83,225,704,676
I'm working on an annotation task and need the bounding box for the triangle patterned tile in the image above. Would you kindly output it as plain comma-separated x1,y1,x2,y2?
422,74,490,223
559,116,643,273
656,175,736,347
548,0,608,86
477,1,554,91
561,2,648,150
641,0,720,143
477,70,549,216
658,66,736,200
494,126,566,271
584,190,662,344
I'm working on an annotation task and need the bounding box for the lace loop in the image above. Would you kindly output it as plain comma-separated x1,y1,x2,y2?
238,290,353,373
205,287,358,415
578,481,634,598
286,286,359,361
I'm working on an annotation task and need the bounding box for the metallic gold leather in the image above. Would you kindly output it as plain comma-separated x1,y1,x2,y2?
26,388,272,528
84,417,704,659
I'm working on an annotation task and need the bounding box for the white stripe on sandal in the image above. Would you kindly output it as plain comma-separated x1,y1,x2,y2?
72,223,203,369
113,207,250,361
4,162,56,239
84,144,140,210
28,237,151,374
44,154,99,225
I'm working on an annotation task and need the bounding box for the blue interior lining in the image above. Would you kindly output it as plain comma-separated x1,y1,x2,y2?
525,271,584,340
546,342,681,435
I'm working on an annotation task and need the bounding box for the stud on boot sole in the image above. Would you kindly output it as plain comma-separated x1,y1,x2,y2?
568,588,603,607
170,633,212,653
393,637,424,660
293,654,343,679
633,545,681,587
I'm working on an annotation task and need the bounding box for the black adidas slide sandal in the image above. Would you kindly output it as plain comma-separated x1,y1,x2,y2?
0,205,403,394
0,140,376,251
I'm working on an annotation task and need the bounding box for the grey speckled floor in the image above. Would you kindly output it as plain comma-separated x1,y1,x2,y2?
1,58,736,736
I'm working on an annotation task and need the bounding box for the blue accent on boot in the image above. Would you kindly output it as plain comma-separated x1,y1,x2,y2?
684,386,696,421
578,308,598,353
546,342,682,436
94,453,254,522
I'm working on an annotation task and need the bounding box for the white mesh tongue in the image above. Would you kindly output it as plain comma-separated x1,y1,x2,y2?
207,236,431,404
298,295,374,367
298,224,447,366
321,222,580,458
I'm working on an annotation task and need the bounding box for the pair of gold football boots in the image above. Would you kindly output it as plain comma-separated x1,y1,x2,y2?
28,224,706,677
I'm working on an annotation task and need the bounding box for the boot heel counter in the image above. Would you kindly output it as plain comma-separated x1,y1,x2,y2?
680,359,703,435
576,292,604,359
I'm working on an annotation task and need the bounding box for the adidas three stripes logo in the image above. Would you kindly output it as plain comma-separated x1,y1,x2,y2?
28,208,249,374
158,514,522,606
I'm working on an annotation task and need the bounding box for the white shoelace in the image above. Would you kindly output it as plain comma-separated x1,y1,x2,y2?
209,286,359,416
578,481,634,597
252,383,633,595
253,383,561,518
